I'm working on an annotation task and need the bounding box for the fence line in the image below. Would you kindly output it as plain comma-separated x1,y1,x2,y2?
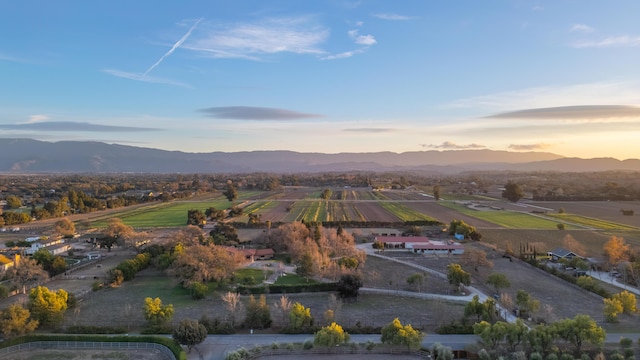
0,341,176,360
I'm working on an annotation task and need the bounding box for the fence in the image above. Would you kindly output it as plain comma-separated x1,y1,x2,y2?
0,341,176,360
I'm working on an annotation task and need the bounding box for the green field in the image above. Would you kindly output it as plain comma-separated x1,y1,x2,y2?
544,213,638,231
438,201,575,229
379,202,438,222
91,200,237,228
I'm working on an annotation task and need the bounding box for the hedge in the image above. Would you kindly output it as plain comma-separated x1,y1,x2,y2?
237,282,338,294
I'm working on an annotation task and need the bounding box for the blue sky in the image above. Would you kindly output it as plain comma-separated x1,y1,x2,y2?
2,1,640,160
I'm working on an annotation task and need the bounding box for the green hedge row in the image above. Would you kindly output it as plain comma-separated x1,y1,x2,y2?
237,282,337,294
0,334,186,360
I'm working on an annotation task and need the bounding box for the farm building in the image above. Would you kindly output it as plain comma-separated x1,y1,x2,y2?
25,237,65,255
375,236,464,255
547,248,583,262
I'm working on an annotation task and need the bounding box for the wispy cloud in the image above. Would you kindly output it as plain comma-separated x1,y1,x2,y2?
200,106,323,120
348,29,377,45
371,13,411,21
321,49,366,60
444,81,640,111
102,69,190,87
570,24,595,33
183,17,328,59
144,18,203,76
509,143,551,151
486,105,640,120
572,36,640,48
0,53,28,63
0,121,162,132
343,128,395,133
424,141,485,150
532,5,544,11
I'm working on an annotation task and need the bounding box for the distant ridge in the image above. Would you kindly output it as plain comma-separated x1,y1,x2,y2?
0,138,637,174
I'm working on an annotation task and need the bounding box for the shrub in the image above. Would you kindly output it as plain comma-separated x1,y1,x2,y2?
303,340,314,349
190,282,208,300
530,353,544,360
620,337,633,348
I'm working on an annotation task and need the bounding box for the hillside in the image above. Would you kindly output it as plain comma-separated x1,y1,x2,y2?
0,138,638,174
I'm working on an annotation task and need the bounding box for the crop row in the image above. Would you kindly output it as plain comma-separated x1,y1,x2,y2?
377,202,438,222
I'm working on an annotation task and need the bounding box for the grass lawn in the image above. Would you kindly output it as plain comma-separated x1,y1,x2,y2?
235,268,272,284
273,273,318,285
438,201,576,229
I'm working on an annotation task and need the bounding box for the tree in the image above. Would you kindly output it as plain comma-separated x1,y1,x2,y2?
515,290,540,317
336,274,363,300
473,321,507,349
173,318,207,353
296,252,315,280
314,322,350,347
504,319,529,351
320,188,332,200
0,304,39,339
433,185,441,201
6,195,22,209
244,294,272,329
603,236,630,267
33,249,67,276
28,286,68,327
464,295,486,323
486,273,510,295
461,249,493,271
187,209,206,227
143,297,174,326
502,181,524,202
7,257,49,294
612,290,637,314
553,314,605,354
54,218,75,237
272,294,292,328
223,181,238,202
603,297,623,322
380,318,424,350
407,273,426,292
100,218,135,251
221,292,243,327
446,263,470,292
289,302,313,331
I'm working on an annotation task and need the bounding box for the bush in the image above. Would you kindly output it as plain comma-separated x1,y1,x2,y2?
530,352,544,360
190,282,208,300
303,340,314,350
620,337,633,348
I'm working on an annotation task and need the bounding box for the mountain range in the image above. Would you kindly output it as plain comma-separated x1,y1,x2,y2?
1,138,639,174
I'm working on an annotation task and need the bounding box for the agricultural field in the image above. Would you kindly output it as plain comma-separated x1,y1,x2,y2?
544,213,638,231
402,201,496,228
89,200,238,228
437,201,576,229
527,200,640,228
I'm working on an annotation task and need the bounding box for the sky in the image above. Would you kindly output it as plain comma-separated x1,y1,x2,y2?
1,1,640,160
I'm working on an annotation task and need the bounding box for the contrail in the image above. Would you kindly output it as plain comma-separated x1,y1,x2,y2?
144,17,203,76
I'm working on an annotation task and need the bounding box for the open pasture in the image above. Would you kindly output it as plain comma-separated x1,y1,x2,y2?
544,213,638,231
479,228,612,257
437,201,575,229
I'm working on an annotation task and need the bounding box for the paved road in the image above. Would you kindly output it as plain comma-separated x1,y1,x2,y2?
189,333,640,360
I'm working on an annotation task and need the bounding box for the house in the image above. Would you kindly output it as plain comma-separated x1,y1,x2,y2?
239,248,275,262
547,248,583,262
375,236,465,255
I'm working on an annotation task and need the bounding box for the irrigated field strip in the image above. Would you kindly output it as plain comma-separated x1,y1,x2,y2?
543,213,638,231
377,202,438,222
